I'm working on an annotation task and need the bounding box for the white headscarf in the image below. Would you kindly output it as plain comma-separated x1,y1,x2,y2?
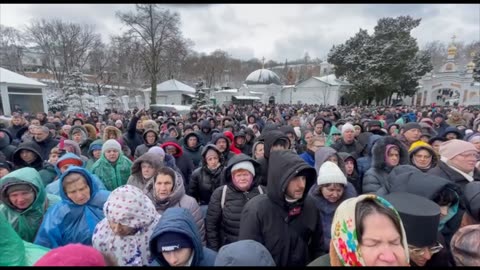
92,185,160,266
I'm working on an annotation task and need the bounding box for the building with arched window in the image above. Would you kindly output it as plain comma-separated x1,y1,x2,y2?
415,38,479,106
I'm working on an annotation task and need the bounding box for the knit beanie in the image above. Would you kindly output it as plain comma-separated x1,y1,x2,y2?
467,133,480,143
341,123,355,134
6,184,33,196
102,139,121,154
57,158,83,169
155,232,193,253
90,144,102,151
115,120,122,126
34,244,107,266
451,224,480,266
401,122,422,133
231,161,255,176
148,146,166,159
439,139,478,160
317,161,347,186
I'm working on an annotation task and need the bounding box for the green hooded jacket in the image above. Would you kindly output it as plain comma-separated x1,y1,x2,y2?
85,139,103,170
90,150,132,191
0,212,49,266
0,167,61,242
326,126,341,147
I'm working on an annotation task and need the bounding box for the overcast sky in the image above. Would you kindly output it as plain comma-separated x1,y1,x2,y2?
1,4,479,62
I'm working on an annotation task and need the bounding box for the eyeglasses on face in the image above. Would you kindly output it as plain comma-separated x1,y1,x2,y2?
408,242,443,256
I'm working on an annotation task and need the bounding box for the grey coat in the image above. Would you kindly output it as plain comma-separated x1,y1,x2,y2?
362,136,409,194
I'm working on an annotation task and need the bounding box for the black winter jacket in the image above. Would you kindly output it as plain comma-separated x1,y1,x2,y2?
205,154,264,251
238,150,325,266
256,130,289,186
429,161,480,191
188,145,225,206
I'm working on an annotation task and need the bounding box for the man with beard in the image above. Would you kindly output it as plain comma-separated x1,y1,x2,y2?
238,150,324,266
32,126,59,161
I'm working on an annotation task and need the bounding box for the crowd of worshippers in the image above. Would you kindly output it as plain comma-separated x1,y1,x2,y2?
0,103,480,266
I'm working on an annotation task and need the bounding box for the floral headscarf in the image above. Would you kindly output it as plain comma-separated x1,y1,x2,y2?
330,194,409,266
92,185,160,266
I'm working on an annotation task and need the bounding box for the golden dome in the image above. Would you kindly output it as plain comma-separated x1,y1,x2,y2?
448,44,457,56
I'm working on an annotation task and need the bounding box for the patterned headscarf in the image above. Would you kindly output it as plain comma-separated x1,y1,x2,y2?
330,194,409,266
92,185,160,266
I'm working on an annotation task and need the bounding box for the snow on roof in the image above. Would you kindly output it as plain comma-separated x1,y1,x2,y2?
249,91,264,95
313,74,351,86
215,89,238,93
143,79,195,93
0,67,46,87
245,69,281,85
233,96,261,100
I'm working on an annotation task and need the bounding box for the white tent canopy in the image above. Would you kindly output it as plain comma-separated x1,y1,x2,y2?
143,79,195,93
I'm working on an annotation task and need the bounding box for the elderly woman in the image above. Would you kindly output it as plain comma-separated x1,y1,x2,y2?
127,152,164,191
145,166,205,243
308,194,410,266
90,139,132,191
92,185,160,266
34,166,110,248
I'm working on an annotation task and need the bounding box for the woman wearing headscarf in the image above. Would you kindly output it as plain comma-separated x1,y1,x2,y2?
127,152,164,191
145,166,205,243
308,194,410,266
92,185,161,266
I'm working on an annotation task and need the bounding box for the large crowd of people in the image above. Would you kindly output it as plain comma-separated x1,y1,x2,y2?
0,102,479,266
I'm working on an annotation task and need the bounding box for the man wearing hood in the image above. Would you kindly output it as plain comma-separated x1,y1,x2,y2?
233,131,250,156
32,126,59,161
238,150,324,266
210,133,235,165
12,142,45,172
0,129,17,161
0,167,61,243
182,132,204,168
69,125,92,158
256,130,291,186
214,240,275,266
433,113,450,135
134,129,160,159
149,207,217,266
199,119,213,146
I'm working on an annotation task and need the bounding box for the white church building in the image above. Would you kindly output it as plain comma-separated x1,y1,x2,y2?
414,38,479,106
212,66,351,106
